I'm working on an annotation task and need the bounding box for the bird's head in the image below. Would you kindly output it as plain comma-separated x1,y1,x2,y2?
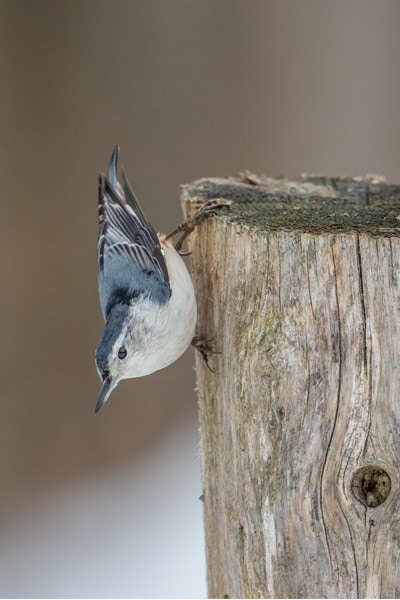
95,296,166,412
95,303,136,413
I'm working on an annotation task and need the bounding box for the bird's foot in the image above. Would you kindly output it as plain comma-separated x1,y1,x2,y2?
166,200,230,253
191,336,221,373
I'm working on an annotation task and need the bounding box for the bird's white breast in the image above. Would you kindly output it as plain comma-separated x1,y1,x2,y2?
122,238,197,379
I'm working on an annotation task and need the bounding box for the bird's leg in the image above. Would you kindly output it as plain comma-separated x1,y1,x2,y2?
191,336,221,373
165,200,230,253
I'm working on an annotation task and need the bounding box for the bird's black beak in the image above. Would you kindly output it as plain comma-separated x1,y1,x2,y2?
95,376,118,413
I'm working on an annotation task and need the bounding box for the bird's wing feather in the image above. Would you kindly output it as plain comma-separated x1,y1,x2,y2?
97,148,171,319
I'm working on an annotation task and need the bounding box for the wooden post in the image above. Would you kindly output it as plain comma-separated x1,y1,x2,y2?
181,174,400,599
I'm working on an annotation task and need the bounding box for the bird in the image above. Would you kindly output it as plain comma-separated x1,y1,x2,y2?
95,147,221,413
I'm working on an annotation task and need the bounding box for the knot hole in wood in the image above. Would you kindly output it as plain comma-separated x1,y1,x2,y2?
351,466,391,508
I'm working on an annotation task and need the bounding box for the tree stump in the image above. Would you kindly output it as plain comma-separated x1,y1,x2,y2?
181,174,400,599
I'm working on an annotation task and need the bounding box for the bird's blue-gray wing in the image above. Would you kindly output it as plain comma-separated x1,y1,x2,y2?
97,148,171,320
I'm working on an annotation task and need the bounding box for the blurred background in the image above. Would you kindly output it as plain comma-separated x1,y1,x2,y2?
1,0,400,597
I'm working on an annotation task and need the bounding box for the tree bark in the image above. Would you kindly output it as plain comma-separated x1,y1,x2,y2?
181,174,400,599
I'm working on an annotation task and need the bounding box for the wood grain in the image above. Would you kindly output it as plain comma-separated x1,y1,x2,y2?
182,175,400,599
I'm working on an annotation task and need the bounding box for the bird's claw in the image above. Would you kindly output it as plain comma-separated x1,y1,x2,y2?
191,336,221,372
166,199,231,252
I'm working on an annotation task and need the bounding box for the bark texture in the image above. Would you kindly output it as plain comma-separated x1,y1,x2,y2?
181,174,400,599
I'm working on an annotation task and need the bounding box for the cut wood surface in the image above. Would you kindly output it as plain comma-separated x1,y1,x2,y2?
181,174,400,599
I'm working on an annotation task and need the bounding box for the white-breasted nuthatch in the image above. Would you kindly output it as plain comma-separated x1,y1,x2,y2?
95,147,220,413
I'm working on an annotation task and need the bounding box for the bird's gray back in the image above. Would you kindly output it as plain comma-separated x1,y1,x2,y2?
97,148,171,320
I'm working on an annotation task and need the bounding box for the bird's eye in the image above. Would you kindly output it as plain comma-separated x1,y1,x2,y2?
118,346,127,360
